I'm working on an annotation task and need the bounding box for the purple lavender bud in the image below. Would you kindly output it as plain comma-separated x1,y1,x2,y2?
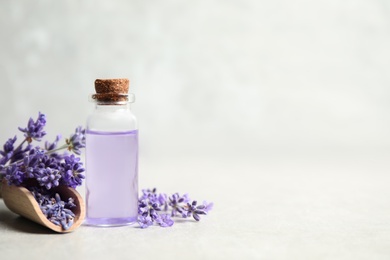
66,217,74,229
155,214,174,227
63,208,75,217
50,219,61,226
59,154,85,188
168,193,190,218
45,135,63,159
10,143,32,164
4,164,25,186
45,135,61,151
193,213,201,221
185,200,207,221
60,219,68,230
138,188,213,228
66,127,86,155
0,136,17,157
157,193,166,203
195,209,207,215
55,193,61,203
66,197,76,208
39,154,60,169
138,216,153,229
18,112,47,143
202,201,214,213
0,153,12,167
149,209,159,220
36,168,61,189
29,187,76,230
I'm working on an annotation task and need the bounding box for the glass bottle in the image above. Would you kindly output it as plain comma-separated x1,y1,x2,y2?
84,78,138,226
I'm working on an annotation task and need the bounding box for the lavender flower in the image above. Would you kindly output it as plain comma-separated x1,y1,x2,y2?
36,167,61,189
29,186,50,206
38,152,60,170
140,188,157,199
45,135,61,151
203,201,214,213
138,199,173,228
66,127,86,155
169,193,190,217
18,112,47,143
29,187,76,230
138,189,176,228
2,145,85,190
0,112,86,230
185,200,207,221
158,193,169,211
0,136,17,166
138,188,213,228
138,198,162,220
1,136,17,154
21,148,48,178
138,215,153,228
0,136,31,165
60,154,85,188
155,214,174,227
10,143,32,163
45,135,63,159
4,164,24,186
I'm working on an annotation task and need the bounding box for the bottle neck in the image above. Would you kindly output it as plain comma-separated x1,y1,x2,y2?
90,93,135,108
95,102,131,111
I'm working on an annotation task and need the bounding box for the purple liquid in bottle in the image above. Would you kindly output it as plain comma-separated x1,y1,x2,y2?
85,129,138,226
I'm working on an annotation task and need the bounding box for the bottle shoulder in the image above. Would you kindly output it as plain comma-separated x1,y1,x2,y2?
87,109,137,131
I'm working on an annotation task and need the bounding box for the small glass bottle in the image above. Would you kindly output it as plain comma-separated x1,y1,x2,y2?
85,78,138,226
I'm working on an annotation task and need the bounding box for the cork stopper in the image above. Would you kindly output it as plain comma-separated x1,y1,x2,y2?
92,78,129,103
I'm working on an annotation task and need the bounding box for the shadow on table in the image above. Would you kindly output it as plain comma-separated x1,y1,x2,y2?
0,207,55,234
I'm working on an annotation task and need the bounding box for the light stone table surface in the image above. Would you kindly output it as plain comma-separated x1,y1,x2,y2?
1,150,390,260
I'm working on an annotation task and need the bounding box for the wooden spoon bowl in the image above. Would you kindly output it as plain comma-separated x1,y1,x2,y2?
2,180,85,233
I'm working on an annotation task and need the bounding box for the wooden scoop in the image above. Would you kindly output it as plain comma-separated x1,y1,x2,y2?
2,180,85,233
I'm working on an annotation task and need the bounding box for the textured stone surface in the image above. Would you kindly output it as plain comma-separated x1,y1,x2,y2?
1,152,390,259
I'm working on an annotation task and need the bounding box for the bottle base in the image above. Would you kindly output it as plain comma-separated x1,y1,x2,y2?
84,217,137,227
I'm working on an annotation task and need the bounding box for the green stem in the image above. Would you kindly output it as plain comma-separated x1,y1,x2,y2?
45,144,69,155
4,138,27,166
14,138,27,152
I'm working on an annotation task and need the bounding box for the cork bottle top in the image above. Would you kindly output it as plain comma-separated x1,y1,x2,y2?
92,78,130,103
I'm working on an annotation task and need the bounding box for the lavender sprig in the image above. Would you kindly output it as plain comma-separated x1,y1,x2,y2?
0,112,86,230
0,113,86,188
138,188,213,228
45,127,86,157
45,135,62,159
0,136,17,165
18,112,47,143
138,189,172,228
66,127,86,155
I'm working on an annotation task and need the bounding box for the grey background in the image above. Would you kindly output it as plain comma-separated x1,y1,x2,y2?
1,0,389,159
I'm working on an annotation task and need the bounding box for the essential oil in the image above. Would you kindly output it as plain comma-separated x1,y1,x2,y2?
84,78,138,226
